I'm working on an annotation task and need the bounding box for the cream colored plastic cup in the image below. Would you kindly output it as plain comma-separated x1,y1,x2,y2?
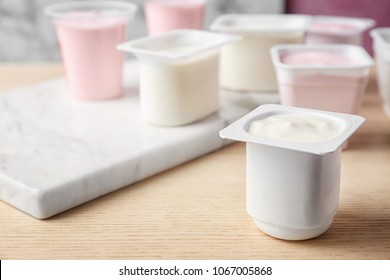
220,104,365,240
117,29,240,126
210,14,311,93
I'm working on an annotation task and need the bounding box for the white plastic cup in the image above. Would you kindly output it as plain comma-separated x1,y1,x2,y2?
271,44,373,115
145,0,207,36
117,29,239,126
210,14,311,93
45,1,137,100
305,15,375,46
370,28,390,118
220,104,365,240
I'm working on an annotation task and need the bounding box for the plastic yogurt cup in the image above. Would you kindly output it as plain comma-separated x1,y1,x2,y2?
219,104,365,240
210,14,311,93
145,0,207,36
370,28,390,118
306,16,375,46
45,1,137,100
271,44,373,115
117,29,239,126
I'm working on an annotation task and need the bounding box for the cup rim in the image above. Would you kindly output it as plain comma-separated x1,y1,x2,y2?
209,14,312,34
270,44,374,70
309,15,376,36
45,1,138,19
219,104,365,155
117,29,240,62
146,0,207,4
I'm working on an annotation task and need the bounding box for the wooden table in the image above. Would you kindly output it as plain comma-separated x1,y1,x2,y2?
0,64,389,259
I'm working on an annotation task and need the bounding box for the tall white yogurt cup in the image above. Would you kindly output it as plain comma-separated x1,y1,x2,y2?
220,104,365,240
210,14,311,94
118,29,239,126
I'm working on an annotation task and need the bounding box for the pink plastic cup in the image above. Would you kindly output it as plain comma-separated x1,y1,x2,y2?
145,0,206,36
45,1,137,100
271,44,373,114
271,44,373,148
305,16,375,46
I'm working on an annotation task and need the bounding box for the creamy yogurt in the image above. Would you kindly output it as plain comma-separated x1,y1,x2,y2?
248,114,342,143
281,50,361,66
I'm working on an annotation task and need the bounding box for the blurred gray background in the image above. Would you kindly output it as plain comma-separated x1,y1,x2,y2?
0,0,284,61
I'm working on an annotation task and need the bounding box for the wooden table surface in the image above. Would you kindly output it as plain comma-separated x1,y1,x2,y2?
0,64,389,260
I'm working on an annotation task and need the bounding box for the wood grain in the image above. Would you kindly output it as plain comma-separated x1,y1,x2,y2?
0,65,389,259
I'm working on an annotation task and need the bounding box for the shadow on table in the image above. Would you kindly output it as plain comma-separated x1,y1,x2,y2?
284,208,390,258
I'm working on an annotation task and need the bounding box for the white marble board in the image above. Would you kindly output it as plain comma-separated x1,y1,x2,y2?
0,61,251,219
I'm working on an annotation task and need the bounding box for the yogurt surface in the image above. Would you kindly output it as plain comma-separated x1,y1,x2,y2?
248,114,342,142
281,50,361,66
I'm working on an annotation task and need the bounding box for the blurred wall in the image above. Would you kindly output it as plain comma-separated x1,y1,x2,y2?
0,0,285,62
286,0,388,54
